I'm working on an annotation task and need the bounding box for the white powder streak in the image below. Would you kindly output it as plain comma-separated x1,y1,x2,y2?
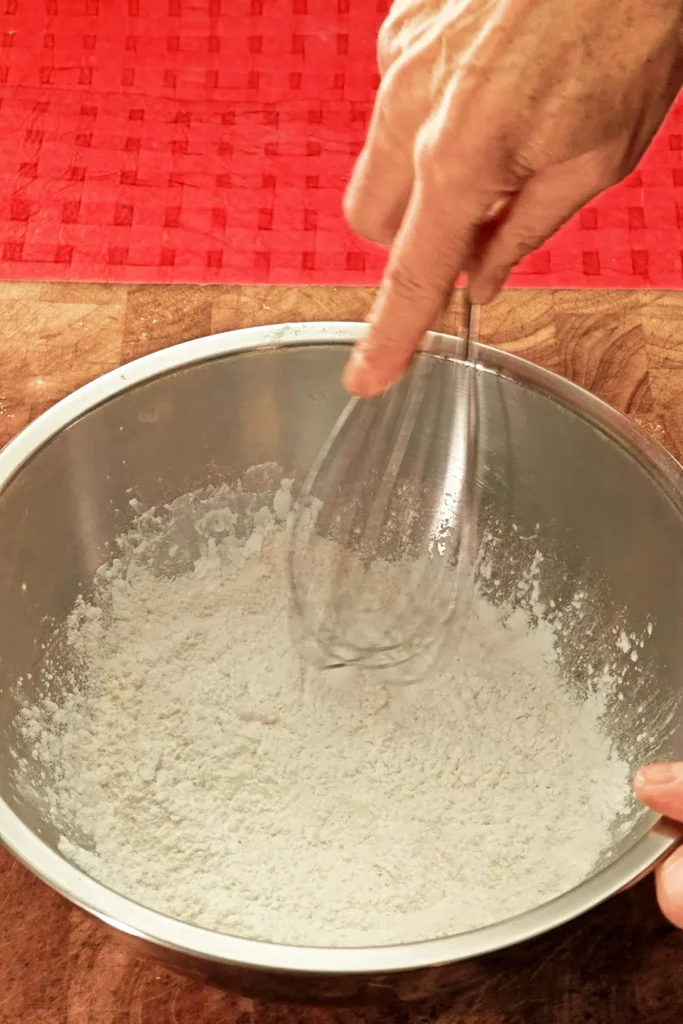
18,480,632,948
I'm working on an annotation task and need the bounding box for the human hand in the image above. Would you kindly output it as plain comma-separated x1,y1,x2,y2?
343,0,683,397
634,764,683,927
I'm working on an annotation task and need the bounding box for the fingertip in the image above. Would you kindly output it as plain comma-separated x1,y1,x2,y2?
633,763,683,823
655,846,683,929
342,349,374,397
342,346,395,398
634,763,676,795
468,280,497,306
468,269,507,306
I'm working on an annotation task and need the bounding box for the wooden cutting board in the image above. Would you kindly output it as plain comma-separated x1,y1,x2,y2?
2,283,683,1023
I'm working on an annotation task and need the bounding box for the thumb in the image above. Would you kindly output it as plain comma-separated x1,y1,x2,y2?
633,763,683,820
634,763,683,929
468,154,608,305
654,846,683,930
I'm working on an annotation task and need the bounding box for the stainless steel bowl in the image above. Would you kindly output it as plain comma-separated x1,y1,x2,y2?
1,322,683,1004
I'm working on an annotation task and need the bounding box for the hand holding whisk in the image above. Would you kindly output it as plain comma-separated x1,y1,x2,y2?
288,295,482,684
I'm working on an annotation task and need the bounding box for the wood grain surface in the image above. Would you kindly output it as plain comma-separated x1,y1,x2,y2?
1,284,683,1023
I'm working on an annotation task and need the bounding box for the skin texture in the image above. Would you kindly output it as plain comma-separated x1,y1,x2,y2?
634,765,683,928
343,0,683,398
344,0,683,927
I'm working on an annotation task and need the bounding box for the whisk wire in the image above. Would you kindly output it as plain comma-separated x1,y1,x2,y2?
289,295,482,681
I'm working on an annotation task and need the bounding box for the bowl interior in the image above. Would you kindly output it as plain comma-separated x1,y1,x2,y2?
1,338,683,926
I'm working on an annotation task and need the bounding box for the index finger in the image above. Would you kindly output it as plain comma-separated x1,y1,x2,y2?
343,171,485,398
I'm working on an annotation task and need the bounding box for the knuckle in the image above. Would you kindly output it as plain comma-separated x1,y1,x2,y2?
414,131,442,174
376,59,414,121
376,20,398,73
602,158,629,189
414,108,462,168
342,183,365,235
343,162,404,247
344,196,394,247
375,2,415,74
366,73,414,152
506,148,537,183
369,224,398,248
415,129,502,208
509,231,546,262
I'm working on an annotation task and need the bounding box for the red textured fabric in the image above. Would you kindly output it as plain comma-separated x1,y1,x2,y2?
0,0,682,288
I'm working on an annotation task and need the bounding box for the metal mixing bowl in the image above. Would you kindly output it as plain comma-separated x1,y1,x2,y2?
1,322,683,1003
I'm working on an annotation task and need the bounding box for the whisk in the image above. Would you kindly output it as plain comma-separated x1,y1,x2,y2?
288,295,482,683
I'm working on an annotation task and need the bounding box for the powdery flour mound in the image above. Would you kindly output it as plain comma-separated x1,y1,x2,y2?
17,476,633,947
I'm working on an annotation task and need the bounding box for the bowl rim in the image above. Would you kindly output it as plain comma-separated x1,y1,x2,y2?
1,320,682,976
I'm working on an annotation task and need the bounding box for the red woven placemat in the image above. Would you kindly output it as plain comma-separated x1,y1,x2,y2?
1,0,682,288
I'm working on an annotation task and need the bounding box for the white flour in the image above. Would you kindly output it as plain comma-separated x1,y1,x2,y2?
17,475,637,947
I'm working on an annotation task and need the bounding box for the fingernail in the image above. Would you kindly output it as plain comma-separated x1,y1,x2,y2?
342,349,389,398
634,763,683,789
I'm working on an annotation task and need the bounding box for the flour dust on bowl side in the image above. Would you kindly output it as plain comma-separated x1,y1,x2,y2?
0,322,682,1004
